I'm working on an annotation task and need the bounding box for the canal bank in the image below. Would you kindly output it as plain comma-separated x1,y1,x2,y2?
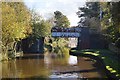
70,49,120,80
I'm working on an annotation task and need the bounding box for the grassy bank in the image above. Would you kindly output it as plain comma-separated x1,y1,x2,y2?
70,49,120,79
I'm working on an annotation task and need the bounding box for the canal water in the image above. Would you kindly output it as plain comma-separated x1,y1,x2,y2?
2,52,106,79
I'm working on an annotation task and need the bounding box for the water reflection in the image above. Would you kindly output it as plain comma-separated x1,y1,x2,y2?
2,52,106,78
2,59,50,78
49,73,78,78
0,62,2,79
68,55,77,65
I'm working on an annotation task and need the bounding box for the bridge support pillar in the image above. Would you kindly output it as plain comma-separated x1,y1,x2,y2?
77,27,90,50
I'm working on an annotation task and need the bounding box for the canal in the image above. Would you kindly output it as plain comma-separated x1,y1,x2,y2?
2,52,106,79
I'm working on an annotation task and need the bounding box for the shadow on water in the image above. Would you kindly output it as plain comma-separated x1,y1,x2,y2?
2,52,107,79
54,68,97,74
16,54,44,59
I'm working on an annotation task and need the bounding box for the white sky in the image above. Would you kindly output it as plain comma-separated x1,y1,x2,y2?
24,0,86,26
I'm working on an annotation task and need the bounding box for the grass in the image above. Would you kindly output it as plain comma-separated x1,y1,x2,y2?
70,49,120,78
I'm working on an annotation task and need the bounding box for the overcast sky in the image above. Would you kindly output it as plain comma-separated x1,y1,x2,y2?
24,0,86,26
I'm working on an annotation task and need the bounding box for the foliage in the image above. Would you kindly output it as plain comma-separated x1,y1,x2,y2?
100,2,120,42
77,2,100,32
44,36,69,57
111,2,120,32
51,38,68,53
77,2,120,43
30,10,52,38
77,2,100,18
32,20,52,38
2,2,32,60
54,11,70,28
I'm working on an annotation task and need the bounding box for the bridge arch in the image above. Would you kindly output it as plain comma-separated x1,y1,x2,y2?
51,27,90,49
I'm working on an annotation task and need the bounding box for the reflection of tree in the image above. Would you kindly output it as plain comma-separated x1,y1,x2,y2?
0,62,2,78
2,60,18,78
15,59,49,78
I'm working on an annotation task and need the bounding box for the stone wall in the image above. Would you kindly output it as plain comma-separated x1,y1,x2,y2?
21,37,44,53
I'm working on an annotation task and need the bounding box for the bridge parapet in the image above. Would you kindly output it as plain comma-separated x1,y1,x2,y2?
51,27,81,37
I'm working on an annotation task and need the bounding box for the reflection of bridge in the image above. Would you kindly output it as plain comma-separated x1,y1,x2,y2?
51,27,90,49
